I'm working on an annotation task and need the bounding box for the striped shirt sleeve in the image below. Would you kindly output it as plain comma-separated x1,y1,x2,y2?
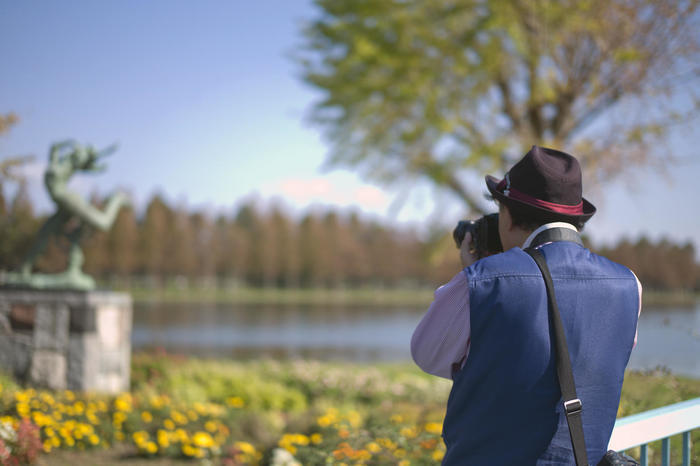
410,271,471,379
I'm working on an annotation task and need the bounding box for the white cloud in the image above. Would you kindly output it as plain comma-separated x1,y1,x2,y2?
264,175,390,212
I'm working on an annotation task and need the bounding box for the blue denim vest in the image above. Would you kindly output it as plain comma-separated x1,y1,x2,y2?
442,242,639,465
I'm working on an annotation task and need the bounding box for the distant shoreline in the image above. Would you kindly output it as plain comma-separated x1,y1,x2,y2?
121,285,698,308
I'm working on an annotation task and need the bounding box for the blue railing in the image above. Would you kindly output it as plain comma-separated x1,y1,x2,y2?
608,397,700,466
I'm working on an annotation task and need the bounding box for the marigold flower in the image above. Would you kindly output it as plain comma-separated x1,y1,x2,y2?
366,441,381,453
146,441,158,454
192,431,214,448
424,422,442,434
182,443,197,457
421,438,439,450
156,430,170,448
234,441,256,455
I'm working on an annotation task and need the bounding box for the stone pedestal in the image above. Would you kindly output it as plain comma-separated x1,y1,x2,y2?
0,290,131,393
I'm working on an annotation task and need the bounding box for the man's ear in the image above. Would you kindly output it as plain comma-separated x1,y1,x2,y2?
499,203,514,232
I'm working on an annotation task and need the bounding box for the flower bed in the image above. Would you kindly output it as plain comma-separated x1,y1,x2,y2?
0,356,698,465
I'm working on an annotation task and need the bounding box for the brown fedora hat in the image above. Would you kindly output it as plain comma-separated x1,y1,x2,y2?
485,146,596,222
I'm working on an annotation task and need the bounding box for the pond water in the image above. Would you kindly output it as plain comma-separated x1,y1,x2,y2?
132,301,700,378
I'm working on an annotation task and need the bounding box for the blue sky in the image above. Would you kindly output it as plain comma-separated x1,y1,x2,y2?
1,1,699,252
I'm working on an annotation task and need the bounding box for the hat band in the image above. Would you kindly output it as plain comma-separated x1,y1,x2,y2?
497,179,584,215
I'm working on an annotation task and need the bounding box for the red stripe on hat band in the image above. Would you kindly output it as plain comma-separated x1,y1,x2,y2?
506,187,584,215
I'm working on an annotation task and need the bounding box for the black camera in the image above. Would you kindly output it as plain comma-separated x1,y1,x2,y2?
453,213,503,259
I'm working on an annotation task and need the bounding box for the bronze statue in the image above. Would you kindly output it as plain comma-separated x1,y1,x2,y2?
3,141,127,290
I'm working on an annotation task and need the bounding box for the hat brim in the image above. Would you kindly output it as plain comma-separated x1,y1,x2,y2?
485,175,596,223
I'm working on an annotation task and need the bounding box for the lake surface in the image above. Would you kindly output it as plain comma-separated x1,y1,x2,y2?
132,301,700,378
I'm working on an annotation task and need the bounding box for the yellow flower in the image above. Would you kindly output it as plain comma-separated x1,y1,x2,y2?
43,439,52,453
141,411,153,423
64,390,75,401
73,401,85,415
65,437,75,447
192,431,214,448
400,426,418,438
366,442,381,453
205,420,218,432
182,443,197,457
114,394,132,412
390,414,403,424
149,396,165,410
163,419,175,430
51,436,61,447
398,460,411,466
146,441,158,454
187,410,198,421
311,433,323,445
394,448,407,458
424,422,442,434
16,402,30,417
226,396,245,408
432,449,445,461
89,434,100,445
377,438,397,450
234,441,256,455
133,431,149,445
171,410,188,425
157,430,170,448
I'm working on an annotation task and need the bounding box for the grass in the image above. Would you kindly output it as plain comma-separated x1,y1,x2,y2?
119,284,698,308
123,285,437,307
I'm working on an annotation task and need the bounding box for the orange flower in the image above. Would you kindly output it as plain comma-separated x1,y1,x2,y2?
421,438,439,449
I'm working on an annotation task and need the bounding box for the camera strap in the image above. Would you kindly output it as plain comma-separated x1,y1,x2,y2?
525,247,589,466
529,227,583,249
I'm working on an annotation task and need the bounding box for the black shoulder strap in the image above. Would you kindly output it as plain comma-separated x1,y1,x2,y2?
525,247,589,466
529,227,584,249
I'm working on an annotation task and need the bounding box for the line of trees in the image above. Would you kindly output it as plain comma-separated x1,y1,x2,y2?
1,188,698,292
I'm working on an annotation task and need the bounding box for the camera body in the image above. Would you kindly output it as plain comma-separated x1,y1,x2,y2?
453,213,503,259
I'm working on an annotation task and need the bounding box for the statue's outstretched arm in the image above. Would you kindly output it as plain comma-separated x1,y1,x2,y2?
53,190,127,232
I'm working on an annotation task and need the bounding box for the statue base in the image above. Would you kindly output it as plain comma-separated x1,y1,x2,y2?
0,289,131,393
1,270,96,291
